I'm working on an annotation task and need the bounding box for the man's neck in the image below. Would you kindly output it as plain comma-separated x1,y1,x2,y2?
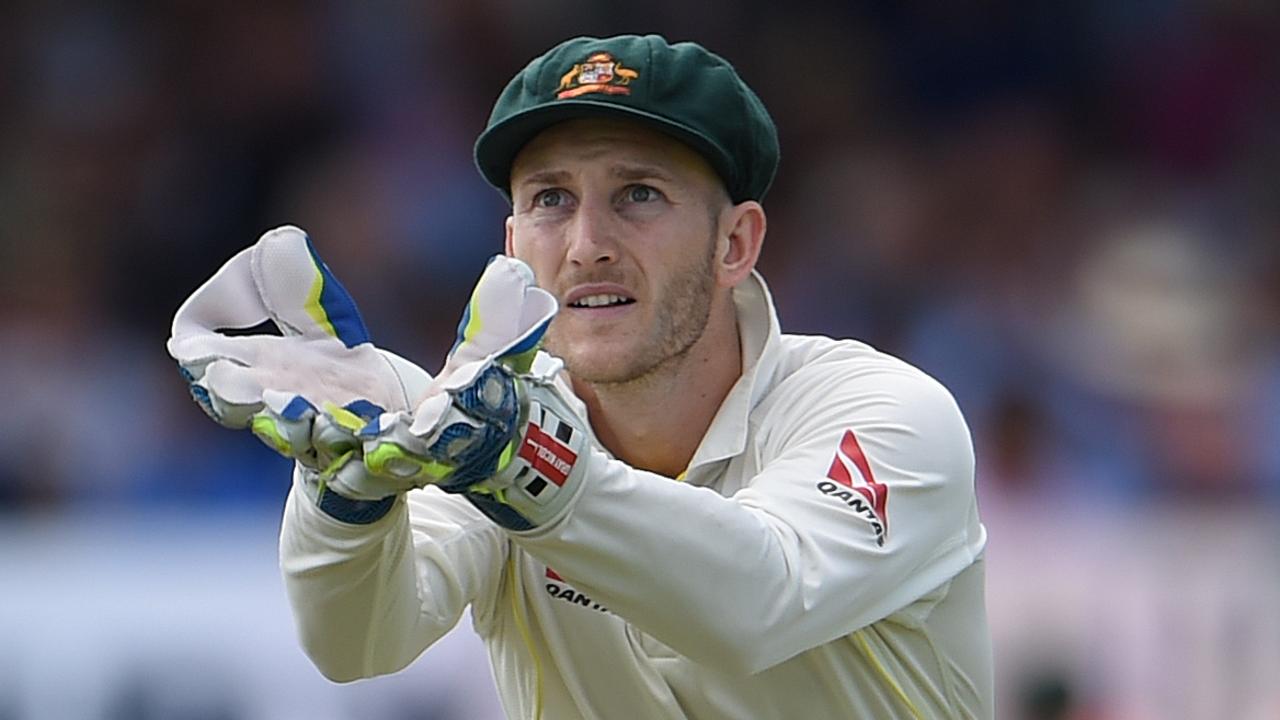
570,302,743,478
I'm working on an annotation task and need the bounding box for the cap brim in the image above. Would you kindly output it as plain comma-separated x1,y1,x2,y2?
474,99,736,201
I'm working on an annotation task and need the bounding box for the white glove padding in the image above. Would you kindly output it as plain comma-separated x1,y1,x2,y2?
356,256,593,530
167,225,429,476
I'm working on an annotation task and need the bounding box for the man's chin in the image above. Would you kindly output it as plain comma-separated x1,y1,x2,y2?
546,342,648,385
559,355,641,385
545,331,662,384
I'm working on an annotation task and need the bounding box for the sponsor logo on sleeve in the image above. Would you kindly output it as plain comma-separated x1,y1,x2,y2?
816,429,889,546
511,401,581,505
543,566,610,613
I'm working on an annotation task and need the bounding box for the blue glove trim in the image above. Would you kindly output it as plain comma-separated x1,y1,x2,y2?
281,395,317,421
501,317,551,359
304,235,372,348
316,489,396,525
178,365,215,417
431,365,520,493
343,399,386,419
449,300,473,357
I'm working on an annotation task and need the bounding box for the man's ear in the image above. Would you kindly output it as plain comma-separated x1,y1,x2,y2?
716,201,766,288
504,216,515,256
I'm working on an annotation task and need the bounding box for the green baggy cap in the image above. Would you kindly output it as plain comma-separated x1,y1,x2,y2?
474,34,780,204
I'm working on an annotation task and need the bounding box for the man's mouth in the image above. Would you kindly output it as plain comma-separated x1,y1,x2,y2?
568,294,636,309
564,283,637,310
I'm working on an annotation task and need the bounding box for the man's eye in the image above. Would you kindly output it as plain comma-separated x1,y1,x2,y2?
534,189,567,208
624,185,660,203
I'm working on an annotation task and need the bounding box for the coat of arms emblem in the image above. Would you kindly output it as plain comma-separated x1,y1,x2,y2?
556,52,639,99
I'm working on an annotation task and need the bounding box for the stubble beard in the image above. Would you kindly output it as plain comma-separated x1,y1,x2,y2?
544,235,718,387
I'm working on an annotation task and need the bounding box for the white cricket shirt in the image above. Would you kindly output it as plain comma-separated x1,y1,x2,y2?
280,272,993,719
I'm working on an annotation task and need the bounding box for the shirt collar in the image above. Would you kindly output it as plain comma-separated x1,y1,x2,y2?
685,270,782,473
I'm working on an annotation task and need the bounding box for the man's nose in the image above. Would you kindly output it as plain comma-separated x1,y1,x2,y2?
564,202,619,266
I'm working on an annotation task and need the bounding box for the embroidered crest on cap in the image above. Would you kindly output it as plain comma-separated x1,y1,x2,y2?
556,52,639,99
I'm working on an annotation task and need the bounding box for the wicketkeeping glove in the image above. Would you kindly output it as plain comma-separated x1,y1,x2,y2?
359,256,595,531
167,225,431,520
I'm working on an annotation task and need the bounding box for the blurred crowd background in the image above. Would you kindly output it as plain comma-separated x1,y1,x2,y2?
1,1,1278,719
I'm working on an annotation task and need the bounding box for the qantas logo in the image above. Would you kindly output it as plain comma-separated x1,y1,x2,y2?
544,566,609,613
816,429,888,546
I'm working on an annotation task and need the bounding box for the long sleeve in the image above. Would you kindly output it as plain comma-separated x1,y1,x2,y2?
279,470,508,682
510,359,985,676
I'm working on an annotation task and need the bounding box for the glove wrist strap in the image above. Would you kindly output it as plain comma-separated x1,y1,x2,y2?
300,467,398,525
317,488,397,525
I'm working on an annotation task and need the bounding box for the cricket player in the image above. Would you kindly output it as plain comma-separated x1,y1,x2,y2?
169,34,993,719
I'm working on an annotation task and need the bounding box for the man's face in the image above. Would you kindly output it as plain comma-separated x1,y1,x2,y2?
506,117,729,384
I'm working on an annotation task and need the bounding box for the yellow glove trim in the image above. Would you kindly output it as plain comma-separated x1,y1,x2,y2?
303,257,339,339
251,415,293,457
364,442,454,481
322,402,368,432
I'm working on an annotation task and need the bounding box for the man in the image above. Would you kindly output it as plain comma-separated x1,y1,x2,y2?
170,34,992,719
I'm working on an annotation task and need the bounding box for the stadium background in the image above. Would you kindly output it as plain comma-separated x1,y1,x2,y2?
1,2,1278,718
